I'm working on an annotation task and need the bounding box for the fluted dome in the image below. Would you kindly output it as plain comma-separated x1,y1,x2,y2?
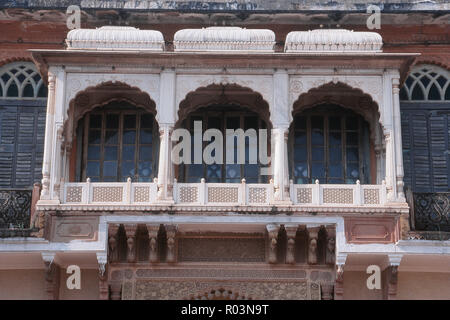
285,29,383,53
174,27,275,52
66,26,165,51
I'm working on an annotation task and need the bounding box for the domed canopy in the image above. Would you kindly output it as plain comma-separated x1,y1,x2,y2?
285,29,383,53
174,27,275,52
66,26,165,51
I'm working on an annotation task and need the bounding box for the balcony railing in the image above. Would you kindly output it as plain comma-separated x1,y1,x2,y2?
411,192,450,233
62,178,387,207
0,189,32,229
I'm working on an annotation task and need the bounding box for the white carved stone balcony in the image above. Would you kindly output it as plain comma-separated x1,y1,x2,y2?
290,180,387,206
57,178,388,210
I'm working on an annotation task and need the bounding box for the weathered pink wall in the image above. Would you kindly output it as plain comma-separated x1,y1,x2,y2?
343,271,383,300
397,272,450,300
0,270,47,300
58,268,99,300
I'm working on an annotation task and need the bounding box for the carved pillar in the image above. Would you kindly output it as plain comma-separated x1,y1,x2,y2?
97,253,108,300
108,224,120,263
146,224,160,263
52,124,64,200
266,224,280,264
384,131,396,201
41,72,56,200
334,254,347,300
385,266,399,300
392,77,405,201
321,283,334,300
325,226,336,265
285,224,298,264
42,253,59,300
110,283,122,300
272,126,291,203
385,254,402,300
165,224,178,263
124,224,137,263
157,124,175,203
307,226,319,265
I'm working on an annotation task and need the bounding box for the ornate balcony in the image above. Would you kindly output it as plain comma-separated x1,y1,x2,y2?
57,179,388,211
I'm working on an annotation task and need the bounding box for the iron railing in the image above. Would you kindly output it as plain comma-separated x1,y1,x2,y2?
411,192,450,233
0,189,32,229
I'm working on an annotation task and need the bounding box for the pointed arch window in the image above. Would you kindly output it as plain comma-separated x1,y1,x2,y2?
400,65,450,102
0,62,47,99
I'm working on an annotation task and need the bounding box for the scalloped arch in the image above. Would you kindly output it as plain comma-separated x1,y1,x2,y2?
175,74,273,122
177,83,271,127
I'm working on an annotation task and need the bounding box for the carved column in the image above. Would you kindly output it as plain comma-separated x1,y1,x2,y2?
108,224,120,263
165,224,178,263
272,126,291,203
110,283,122,300
307,226,319,265
386,266,399,300
124,224,137,263
40,72,56,200
146,224,160,263
285,224,298,264
385,254,402,300
392,77,405,201
42,253,59,300
157,124,175,203
97,253,108,300
52,124,64,200
321,283,334,300
266,224,280,264
325,226,336,265
384,131,396,201
334,254,347,300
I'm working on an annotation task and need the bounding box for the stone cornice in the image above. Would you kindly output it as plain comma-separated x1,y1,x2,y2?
31,49,419,84
36,203,410,215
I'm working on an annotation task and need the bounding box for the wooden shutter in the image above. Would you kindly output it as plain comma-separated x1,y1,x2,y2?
0,100,46,188
401,102,450,192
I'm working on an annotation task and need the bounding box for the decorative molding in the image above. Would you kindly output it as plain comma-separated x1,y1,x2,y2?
124,224,137,263
266,224,280,264
285,29,382,53
307,226,320,265
174,27,275,52
66,26,164,51
146,224,160,263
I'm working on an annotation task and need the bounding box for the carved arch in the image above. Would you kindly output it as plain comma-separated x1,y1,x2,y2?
290,76,384,126
177,83,272,127
63,81,158,148
175,74,273,123
291,82,384,144
65,73,160,118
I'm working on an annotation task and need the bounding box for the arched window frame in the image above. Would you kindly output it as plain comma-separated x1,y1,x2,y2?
400,64,450,102
0,62,47,99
